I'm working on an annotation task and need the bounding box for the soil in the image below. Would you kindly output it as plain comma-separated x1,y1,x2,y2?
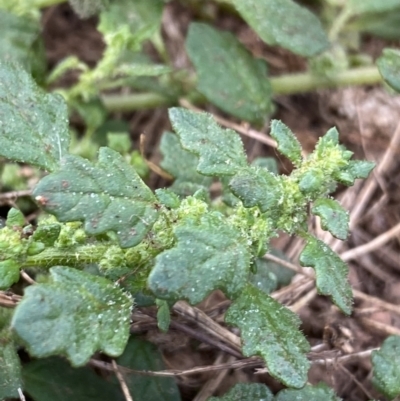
9,1,400,400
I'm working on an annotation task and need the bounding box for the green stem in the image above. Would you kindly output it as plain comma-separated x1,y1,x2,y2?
328,6,354,41
100,66,382,112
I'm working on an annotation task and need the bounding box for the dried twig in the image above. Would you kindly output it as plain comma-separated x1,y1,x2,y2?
112,359,134,401
0,189,32,205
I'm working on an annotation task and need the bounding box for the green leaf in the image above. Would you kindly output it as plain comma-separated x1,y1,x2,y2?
208,383,273,401
6,208,25,229
299,237,352,315
225,284,310,388
168,108,248,176
0,62,70,172
186,23,273,125
377,48,400,92
156,299,171,333
348,0,400,14
148,213,252,304
22,357,121,401
229,166,282,213
334,160,375,186
312,198,349,240
107,132,131,155
0,10,45,76
275,382,341,401
12,266,133,366
270,120,302,166
116,336,181,401
33,147,159,248
160,131,212,187
69,0,108,18
0,332,22,400
229,0,329,57
0,260,20,290
372,335,400,400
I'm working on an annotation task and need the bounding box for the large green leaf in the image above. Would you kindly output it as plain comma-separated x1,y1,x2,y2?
275,383,341,401
148,213,252,304
186,23,273,125
0,62,70,172
225,284,310,388
160,131,212,187
23,357,121,401
377,48,400,93
116,337,181,401
208,383,273,401
299,237,352,315
168,108,248,176
12,266,133,366
229,0,329,57
372,335,400,400
33,147,159,248
311,198,349,240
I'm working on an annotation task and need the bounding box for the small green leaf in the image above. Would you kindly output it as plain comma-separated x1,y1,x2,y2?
32,224,61,247
229,0,330,57
251,157,278,174
0,331,22,400
225,284,310,388
156,299,171,333
348,0,400,14
22,357,121,401
208,383,273,401
334,160,375,186
0,62,70,172
0,260,20,290
107,132,131,155
275,382,341,401
270,120,302,166
116,336,181,401
168,108,248,176
300,237,352,315
6,208,25,229
312,198,349,240
372,335,400,400
377,48,400,92
160,131,212,187
12,266,133,366
298,169,325,194
229,166,282,213
186,23,273,125
33,147,159,248
148,214,252,304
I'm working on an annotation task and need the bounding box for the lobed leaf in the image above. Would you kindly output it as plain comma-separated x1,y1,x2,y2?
160,131,212,187
334,160,375,186
229,166,282,213
33,147,159,248
275,382,341,401
0,62,70,172
186,23,273,125
116,337,181,401
208,383,273,401
377,48,400,92
12,266,133,366
312,198,349,240
225,284,310,388
299,237,352,315
168,108,248,176
372,335,400,400
148,213,252,304
229,0,330,57
270,120,302,166
22,357,121,401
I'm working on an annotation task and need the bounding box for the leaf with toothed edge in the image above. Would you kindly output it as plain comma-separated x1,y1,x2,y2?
208,383,273,401
168,107,248,176
11,266,133,367
299,236,352,315
33,147,158,248
0,62,70,172
225,283,310,388
270,120,302,166
275,382,341,401
148,213,252,304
